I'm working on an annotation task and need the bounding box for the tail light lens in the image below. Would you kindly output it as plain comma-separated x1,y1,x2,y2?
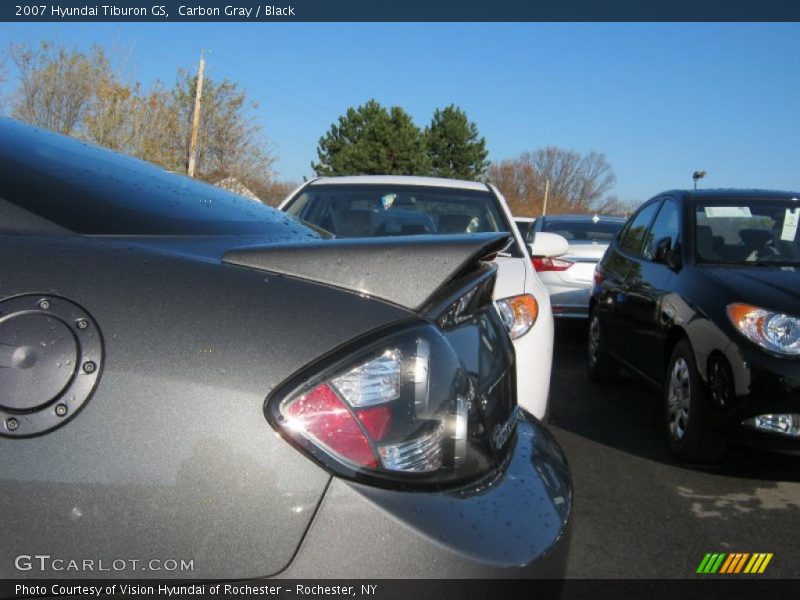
496,294,539,339
532,257,574,272
593,270,604,285
268,322,502,488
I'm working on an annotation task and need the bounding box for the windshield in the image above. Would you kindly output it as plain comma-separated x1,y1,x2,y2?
284,184,507,238
540,218,624,243
695,197,800,265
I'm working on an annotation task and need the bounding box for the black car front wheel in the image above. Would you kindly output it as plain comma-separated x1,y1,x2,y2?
587,311,620,381
664,339,726,463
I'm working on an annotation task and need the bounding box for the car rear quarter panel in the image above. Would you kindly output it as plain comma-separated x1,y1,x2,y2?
278,415,572,578
0,234,411,579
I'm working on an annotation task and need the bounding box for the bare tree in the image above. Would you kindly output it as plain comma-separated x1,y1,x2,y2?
249,179,299,207
489,147,617,217
126,84,182,168
487,156,543,216
5,41,278,200
83,79,139,151
595,195,642,217
9,41,111,135
168,71,276,191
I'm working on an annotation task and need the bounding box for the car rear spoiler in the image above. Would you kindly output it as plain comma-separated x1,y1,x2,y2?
222,233,513,311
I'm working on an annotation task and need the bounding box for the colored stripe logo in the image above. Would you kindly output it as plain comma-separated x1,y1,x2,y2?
697,553,773,574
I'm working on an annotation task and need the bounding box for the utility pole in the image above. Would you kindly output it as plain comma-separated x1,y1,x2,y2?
542,178,550,216
187,51,205,178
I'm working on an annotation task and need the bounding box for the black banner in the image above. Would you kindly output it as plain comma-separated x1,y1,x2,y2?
2,580,799,600
1,0,800,22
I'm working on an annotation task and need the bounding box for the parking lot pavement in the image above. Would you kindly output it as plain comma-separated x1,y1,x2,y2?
548,321,800,579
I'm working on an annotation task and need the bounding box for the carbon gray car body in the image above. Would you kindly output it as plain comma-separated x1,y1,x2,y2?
0,118,571,581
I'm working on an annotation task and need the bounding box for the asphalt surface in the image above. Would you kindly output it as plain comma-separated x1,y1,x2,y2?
548,321,800,579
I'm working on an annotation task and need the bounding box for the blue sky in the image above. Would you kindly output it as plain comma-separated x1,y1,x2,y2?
1,22,798,201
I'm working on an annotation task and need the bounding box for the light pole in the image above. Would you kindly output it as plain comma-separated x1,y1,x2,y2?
692,170,706,190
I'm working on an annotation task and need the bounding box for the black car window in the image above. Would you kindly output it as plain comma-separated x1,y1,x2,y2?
643,199,681,260
619,202,660,256
694,197,800,265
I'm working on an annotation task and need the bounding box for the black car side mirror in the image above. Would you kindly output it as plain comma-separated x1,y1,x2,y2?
668,242,683,270
654,236,681,270
653,236,672,263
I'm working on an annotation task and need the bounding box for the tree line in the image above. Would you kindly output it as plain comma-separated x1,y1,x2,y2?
0,41,637,215
0,41,289,201
313,99,635,216
313,100,489,181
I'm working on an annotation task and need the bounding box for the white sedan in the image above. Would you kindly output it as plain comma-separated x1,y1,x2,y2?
530,214,626,319
279,175,567,420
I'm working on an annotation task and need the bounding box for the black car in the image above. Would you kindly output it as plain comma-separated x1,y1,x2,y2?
588,189,800,462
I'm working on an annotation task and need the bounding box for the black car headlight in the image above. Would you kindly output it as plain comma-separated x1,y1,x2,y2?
727,303,800,356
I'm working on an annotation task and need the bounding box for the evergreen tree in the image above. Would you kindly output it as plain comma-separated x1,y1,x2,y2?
313,99,429,176
425,104,489,180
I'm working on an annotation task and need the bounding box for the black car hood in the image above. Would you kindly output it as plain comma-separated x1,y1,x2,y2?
701,265,800,313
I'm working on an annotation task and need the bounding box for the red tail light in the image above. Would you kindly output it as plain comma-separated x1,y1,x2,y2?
594,270,604,285
284,383,378,467
267,320,507,488
532,257,574,272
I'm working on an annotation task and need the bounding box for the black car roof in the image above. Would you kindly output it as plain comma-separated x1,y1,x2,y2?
660,189,800,201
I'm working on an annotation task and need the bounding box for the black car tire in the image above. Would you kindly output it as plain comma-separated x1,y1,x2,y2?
587,310,620,382
664,339,726,463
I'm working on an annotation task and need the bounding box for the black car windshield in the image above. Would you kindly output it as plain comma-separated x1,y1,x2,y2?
284,184,507,238
695,197,800,265
540,218,624,243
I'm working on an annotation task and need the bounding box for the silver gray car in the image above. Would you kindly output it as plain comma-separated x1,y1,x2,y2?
529,215,626,318
0,119,571,581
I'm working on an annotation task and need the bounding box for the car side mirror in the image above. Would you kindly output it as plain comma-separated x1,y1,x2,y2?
528,232,569,258
668,242,682,270
654,236,681,270
653,236,672,263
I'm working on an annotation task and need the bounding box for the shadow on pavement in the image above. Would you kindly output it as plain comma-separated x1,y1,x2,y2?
548,319,800,483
